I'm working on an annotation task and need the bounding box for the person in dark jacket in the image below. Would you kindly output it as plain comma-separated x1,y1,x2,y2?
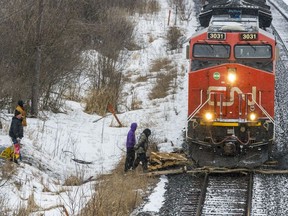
9,111,24,144
124,122,137,172
9,111,24,163
133,128,151,172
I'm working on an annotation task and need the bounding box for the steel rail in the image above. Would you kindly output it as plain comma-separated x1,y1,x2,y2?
195,173,208,216
246,173,254,216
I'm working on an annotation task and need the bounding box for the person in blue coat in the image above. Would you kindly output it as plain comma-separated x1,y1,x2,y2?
124,122,137,172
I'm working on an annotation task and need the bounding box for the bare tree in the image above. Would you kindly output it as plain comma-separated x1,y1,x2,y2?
168,0,194,22
82,7,135,114
0,0,145,115
0,0,86,112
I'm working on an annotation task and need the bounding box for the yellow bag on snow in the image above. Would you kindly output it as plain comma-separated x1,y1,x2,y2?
0,145,20,160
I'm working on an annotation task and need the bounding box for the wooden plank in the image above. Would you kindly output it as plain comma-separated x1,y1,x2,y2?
146,168,187,176
148,161,186,171
150,152,187,161
149,157,162,165
148,151,189,171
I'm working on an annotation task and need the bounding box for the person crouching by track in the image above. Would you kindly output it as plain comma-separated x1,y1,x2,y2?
8,111,24,163
124,122,137,172
133,128,151,173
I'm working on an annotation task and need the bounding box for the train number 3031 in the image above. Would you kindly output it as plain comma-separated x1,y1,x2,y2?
240,33,258,41
207,32,226,40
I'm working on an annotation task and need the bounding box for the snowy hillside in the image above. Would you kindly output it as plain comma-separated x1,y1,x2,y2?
0,0,196,215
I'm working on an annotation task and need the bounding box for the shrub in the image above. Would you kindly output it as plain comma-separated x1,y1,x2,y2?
130,92,143,110
166,26,183,51
84,87,119,116
134,0,160,14
150,58,172,72
149,73,171,99
135,75,148,82
148,58,178,100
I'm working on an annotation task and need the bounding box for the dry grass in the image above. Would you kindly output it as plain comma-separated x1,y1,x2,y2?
135,0,160,14
84,87,119,116
148,58,178,100
79,158,159,216
12,194,39,216
63,175,82,186
137,115,159,130
148,33,155,43
0,161,17,178
79,136,160,216
146,0,160,14
135,75,148,83
150,58,172,72
149,69,177,100
0,161,42,215
166,26,183,51
131,93,143,110
27,193,39,212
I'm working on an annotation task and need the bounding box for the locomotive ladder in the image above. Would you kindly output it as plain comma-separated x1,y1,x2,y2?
247,93,274,124
187,90,211,122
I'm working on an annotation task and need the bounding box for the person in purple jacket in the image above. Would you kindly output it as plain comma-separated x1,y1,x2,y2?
124,122,137,172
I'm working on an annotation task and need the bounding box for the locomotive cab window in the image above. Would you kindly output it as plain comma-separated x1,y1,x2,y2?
193,44,230,58
234,45,272,59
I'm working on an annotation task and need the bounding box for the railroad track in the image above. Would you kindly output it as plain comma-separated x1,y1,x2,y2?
181,173,253,216
180,174,205,215
267,0,288,149
268,0,288,60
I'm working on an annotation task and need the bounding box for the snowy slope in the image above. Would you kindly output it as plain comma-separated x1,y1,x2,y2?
0,0,197,214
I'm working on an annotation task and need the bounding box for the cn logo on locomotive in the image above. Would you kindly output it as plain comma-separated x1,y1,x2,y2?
207,86,256,106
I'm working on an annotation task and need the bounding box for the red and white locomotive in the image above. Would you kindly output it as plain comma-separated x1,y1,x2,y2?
186,0,276,167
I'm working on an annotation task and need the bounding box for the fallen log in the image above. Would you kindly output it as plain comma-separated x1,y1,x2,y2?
186,167,288,174
146,167,187,177
146,166,288,176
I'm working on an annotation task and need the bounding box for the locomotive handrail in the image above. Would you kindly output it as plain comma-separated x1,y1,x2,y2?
187,91,213,122
187,92,274,124
247,93,275,125
187,90,203,121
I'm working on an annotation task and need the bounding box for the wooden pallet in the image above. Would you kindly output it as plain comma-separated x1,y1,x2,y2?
148,151,188,171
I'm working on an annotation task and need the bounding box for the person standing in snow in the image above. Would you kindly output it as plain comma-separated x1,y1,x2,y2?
124,122,137,172
9,111,24,144
9,111,24,163
133,128,151,172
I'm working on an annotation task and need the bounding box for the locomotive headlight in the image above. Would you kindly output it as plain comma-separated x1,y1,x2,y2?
248,112,257,121
227,68,236,83
204,112,214,121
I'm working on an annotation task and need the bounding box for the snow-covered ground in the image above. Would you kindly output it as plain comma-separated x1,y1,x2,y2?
0,0,196,215
1,0,288,215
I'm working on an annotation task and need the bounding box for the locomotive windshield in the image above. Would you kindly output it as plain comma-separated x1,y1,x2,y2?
193,44,230,58
234,45,272,59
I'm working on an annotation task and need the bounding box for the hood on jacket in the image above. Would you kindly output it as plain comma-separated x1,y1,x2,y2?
18,100,24,107
130,122,137,132
143,128,151,137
